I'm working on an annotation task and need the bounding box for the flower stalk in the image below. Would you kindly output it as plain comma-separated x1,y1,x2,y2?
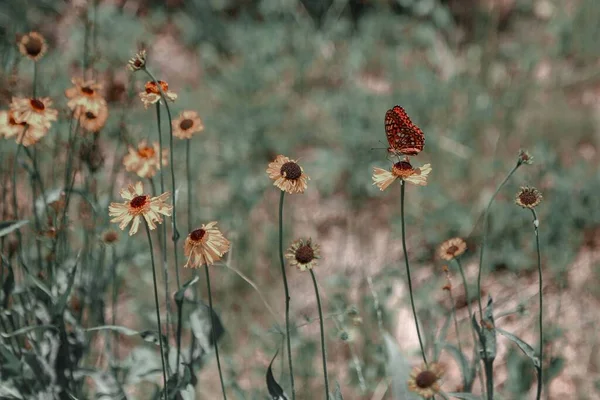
310,269,330,399
532,209,543,400
205,265,228,399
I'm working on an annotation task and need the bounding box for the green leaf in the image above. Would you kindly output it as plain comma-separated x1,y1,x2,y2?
447,393,483,400
472,297,497,361
54,252,81,316
0,324,58,338
0,220,29,238
383,332,420,400
266,350,288,400
333,382,344,400
443,343,471,390
434,311,452,361
174,275,200,304
496,327,540,368
1,261,14,309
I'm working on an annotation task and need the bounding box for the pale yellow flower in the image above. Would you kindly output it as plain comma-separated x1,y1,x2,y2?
407,363,445,399
108,182,172,236
75,104,109,132
18,32,47,61
266,155,310,194
127,49,146,71
64,78,107,113
372,160,431,190
123,140,167,178
10,97,58,129
184,222,231,268
438,237,467,261
172,110,204,139
139,80,177,108
285,238,321,271
0,110,48,146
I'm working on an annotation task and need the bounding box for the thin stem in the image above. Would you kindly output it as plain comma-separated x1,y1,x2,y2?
144,221,168,399
278,191,296,399
205,265,228,399
310,270,330,399
400,182,428,365
110,245,119,360
532,208,543,400
32,62,37,98
186,139,192,233
11,139,25,266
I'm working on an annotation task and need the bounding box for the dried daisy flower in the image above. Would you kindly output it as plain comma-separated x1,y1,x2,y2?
407,363,444,398
518,149,534,166
10,97,58,129
139,80,177,109
285,238,321,271
75,104,108,132
102,229,119,244
64,78,107,113
0,110,48,146
18,32,48,61
439,237,467,261
172,110,204,139
372,160,432,190
515,186,543,209
266,155,310,194
127,49,147,71
183,222,231,268
108,182,172,236
123,140,167,178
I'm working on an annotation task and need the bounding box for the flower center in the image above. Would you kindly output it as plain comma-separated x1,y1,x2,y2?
179,119,194,130
280,162,302,180
145,80,169,94
138,147,155,158
30,98,45,111
295,245,315,264
190,228,206,242
446,245,458,255
8,113,26,126
415,370,437,388
519,191,537,205
85,111,96,119
392,161,415,179
130,195,148,209
81,86,95,95
25,37,43,56
134,59,143,68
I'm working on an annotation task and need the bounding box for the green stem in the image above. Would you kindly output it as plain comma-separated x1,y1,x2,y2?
144,221,168,399
205,265,228,399
11,138,26,267
278,191,296,399
186,139,192,233
32,62,37,98
110,245,119,361
400,182,428,365
532,209,543,400
310,270,330,399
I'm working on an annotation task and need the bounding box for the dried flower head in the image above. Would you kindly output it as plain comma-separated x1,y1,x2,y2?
123,140,167,178
407,363,445,398
102,229,119,244
108,182,172,236
0,110,48,146
184,222,231,268
75,104,109,132
64,78,107,113
372,160,431,190
18,32,48,61
266,155,310,194
285,238,321,271
518,149,534,166
127,49,147,71
439,237,467,261
139,80,177,108
10,97,58,129
172,110,204,139
515,186,542,209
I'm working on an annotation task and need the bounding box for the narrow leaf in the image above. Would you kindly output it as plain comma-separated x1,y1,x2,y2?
333,382,344,400
443,343,471,390
0,220,29,238
434,311,452,361
54,251,81,315
0,324,58,338
383,332,420,400
496,328,540,368
1,261,14,309
174,275,200,304
266,350,289,400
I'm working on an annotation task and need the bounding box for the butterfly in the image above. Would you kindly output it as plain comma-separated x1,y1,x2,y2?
384,105,425,157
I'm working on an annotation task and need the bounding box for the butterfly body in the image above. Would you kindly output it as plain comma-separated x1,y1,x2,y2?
384,105,425,157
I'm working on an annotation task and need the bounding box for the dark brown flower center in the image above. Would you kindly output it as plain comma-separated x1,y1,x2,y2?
134,59,143,68
394,161,413,171
295,245,314,264
138,147,155,158
81,86,95,95
415,370,437,388
190,228,206,242
130,195,148,209
85,111,96,119
519,190,537,205
446,245,458,255
30,98,45,111
8,114,26,126
145,80,168,94
280,162,302,180
179,119,193,130
25,37,43,56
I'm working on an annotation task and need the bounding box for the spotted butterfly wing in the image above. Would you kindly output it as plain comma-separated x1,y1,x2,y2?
384,106,425,156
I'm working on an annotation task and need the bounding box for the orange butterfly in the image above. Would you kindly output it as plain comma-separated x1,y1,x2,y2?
384,106,425,157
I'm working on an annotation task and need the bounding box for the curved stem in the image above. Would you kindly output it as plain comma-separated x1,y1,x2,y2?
278,191,296,399
310,270,330,399
205,265,228,399
400,182,428,365
144,222,168,399
532,209,543,400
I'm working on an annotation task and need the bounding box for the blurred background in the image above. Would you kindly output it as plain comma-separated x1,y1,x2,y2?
1,0,600,398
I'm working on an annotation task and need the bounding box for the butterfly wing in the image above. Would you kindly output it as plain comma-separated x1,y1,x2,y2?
384,106,425,156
